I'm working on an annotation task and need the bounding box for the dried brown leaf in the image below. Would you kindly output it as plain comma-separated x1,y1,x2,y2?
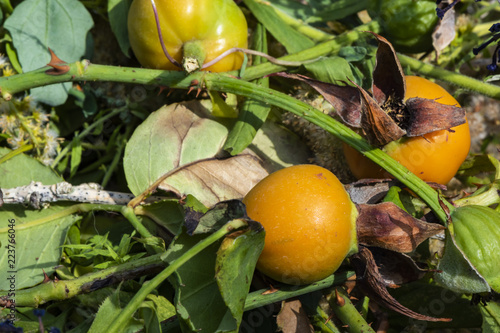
356,202,446,253
432,8,456,55
158,153,268,207
353,80,406,146
271,72,362,127
405,97,465,136
369,32,406,105
351,247,452,322
276,299,314,333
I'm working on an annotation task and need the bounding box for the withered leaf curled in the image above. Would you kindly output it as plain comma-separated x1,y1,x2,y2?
369,32,406,105
405,97,466,136
271,72,362,127
353,80,406,146
351,247,452,322
356,202,446,253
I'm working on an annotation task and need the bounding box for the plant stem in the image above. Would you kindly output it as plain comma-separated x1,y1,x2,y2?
0,64,450,223
120,206,155,240
397,52,500,99
244,270,355,311
0,144,34,164
240,20,381,81
329,287,375,333
106,219,248,333
0,253,164,307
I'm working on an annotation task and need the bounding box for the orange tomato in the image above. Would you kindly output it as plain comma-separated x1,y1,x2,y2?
344,76,471,185
243,165,357,285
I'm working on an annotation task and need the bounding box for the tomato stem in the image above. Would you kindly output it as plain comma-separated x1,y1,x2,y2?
182,40,206,73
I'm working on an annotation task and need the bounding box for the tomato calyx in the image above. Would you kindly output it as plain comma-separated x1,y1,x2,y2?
274,32,466,147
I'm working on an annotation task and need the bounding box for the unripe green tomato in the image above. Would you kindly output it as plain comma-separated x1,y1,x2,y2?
369,0,438,53
127,0,248,72
243,165,358,285
450,205,500,293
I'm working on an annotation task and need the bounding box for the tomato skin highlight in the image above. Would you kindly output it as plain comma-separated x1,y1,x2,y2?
127,0,248,72
243,165,357,285
344,76,471,185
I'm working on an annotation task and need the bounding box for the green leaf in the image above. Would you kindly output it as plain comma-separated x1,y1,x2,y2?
138,302,161,333
0,204,80,290
164,222,263,333
70,137,82,178
434,230,491,294
123,102,228,196
456,154,500,184
164,231,230,332
186,200,247,235
387,281,482,330
266,0,368,24
0,147,62,187
481,301,500,333
248,121,310,173
208,91,238,118
4,0,94,106
215,222,265,331
145,294,176,322
88,286,143,333
242,0,314,53
108,0,132,57
304,56,355,84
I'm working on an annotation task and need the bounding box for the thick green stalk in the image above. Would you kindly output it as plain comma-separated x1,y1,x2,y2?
244,271,355,311
0,64,449,223
0,253,164,307
240,20,381,81
397,53,500,100
329,287,375,333
106,219,248,333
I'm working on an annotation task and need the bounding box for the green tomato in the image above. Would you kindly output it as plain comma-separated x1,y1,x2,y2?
127,0,248,72
369,0,438,53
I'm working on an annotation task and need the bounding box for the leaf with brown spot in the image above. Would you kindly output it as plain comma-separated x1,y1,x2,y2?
405,97,466,136
271,72,362,127
276,299,314,333
369,32,406,105
353,80,406,146
351,247,452,322
45,48,70,75
356,202,446,253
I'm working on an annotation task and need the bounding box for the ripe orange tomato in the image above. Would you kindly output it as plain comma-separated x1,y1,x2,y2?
127,0,248,72
243,165,357,285
344,76,471,185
